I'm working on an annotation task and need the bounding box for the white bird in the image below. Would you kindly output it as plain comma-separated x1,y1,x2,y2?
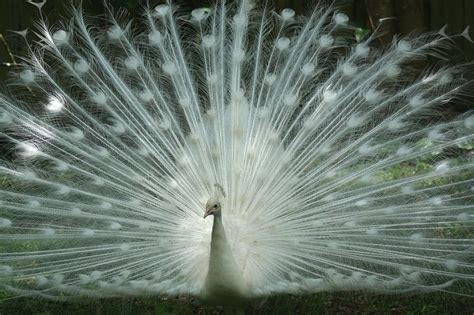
0,0,473,305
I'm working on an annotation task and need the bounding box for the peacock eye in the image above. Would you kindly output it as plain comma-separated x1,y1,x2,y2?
213,204,218,209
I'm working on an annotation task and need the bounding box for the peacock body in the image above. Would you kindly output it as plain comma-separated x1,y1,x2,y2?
0,0,473,304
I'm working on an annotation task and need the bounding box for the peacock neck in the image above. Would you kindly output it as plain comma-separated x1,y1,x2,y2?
200,212,249,305
210,212,225,251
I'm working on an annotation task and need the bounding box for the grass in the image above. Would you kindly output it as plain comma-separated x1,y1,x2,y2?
0,291,473,314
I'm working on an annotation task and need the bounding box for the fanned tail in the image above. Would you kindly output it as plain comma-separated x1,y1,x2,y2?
0,1,472,299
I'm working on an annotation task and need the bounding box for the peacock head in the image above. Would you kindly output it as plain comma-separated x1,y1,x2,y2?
204,199,221,218
203,184,225,219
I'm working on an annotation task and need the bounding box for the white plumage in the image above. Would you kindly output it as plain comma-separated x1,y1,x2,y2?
0,0,473,304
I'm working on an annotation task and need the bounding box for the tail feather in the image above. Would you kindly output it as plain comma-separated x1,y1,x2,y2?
0,1,473,299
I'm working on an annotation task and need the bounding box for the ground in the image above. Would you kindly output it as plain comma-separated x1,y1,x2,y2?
0,291,473,314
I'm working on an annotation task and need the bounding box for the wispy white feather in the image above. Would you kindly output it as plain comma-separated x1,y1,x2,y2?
0,0,473,301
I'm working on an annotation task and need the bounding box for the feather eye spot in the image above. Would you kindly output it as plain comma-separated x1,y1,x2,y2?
107,25,123,40
206,73,217,84
280,8,295,21
139,89,153,102
464,115,474,129
168,178,178,188
333,13,349,25
96,146,110,158
408,94,425,107
0,265,13,276
55,185,71,195
347,114,364,128
159,119,171,130
397,40,412,52
358,143,376,155
364,88,381,103
154,5,170,17
429,196,443,206
124,56,140,70
54,160,69,171
444,259,459,271
434,161,450,174
93,176,105,186
265,73,277,85
19,69,35,83
342,63,357,76
179,97,191,107
396,145,411,156
109,119,125,135
82,229,95,237
71,207,82,215
428,128,444,141
0,218,12,228
99,201,112,210
41,227,56,236
232,49,246,63
74,59,90,74
385,65,401,78
53,30,69,45
27,200,41,208
17,142,40,158
162,62,177,75
355,43,370,57
201,35,216,48
46,95,65,113
276,37,290,51
457,212,470,221
319,35,334,48
355,199,368,207
67,127,84,140
191,8,211,22
439,73,452,85
233,14,247,27
91,92,108,105
366,227,378,235
0,111,12,125
388,118,404,131
302,63,315,76
120,243,131,251
283,94,298,106
148,30,163,45
410,233,423,242
109,222,122,230
322,89,338,103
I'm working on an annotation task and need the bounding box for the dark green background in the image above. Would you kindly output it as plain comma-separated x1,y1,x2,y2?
1,0,474,82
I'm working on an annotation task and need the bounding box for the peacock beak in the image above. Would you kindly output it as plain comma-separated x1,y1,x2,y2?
203,207,211,219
